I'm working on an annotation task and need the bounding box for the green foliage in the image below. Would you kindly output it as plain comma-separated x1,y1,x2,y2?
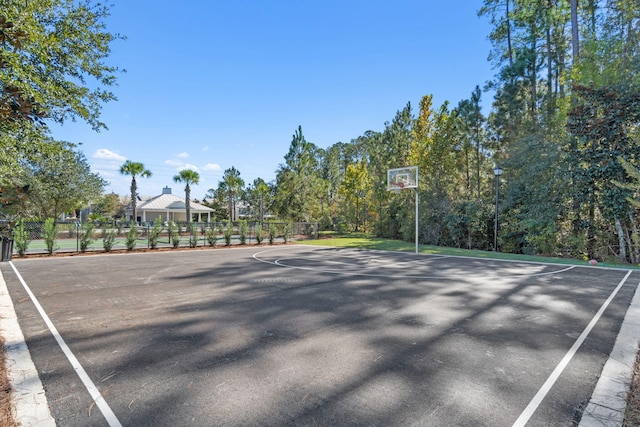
443,200,491,250
521,219,558,256
206,225,217,247
0,182,31,224
238,221,248,245
174,169,200,225
272,126,322,221
21,142,106,219
213,167,245,221
79,222,95,253
126,224,137,251
202,194,227,220
188,223,198,248
282,222,291,243
223,221,233,246
43,218,57,255
338,162,371,232
12,219,29,256
168,221,180,248
93,193,123,220
149,218,163,249
268,223,277,245
244,178,271,220
119,161,152,223
0,2,122,131
254,223,264,244
566,84,640,260
102,228,116,252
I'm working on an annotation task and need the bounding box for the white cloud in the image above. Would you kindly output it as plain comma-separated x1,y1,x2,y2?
202,146,210,151
165,158,200,172
177,152,189,159
179,163,199,171
93,149,126,161
202,163,221,171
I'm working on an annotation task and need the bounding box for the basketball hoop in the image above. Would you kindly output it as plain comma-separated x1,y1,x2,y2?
387,166,420,254
387,167,417,192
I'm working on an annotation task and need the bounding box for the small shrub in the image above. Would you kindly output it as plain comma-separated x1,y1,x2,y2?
149,218,163,249
189,223,198,248
126,224,138,251
149,217,162,249
13,219,30,256
206,225,217,246
79,222,95,253
255,223,264,245
239,221,248,245
283,222,291,243
169,221,180,248
268,223,277,245
103,228,117,252
43,218,58,255
223,221,233,246
199,223,207,246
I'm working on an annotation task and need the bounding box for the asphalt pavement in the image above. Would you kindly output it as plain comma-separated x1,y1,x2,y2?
1,246,638,426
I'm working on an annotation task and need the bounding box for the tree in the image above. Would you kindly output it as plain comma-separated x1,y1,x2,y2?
243,178,271,221
1,1,121,226
218,167,244,221
93,193,123,219
339,162,371,231
22,142,106,219
0,1,121,131
119,161,152,223
455,86,486,197
567,84,640,261
173,169,200,225
478,0,514,68
273,126,321,221
203,188,227,220
570,0,579,61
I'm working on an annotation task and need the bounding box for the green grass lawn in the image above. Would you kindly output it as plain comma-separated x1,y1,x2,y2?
300,233,636,269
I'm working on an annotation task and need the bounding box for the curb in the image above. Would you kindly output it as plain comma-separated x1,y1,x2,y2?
0,265,56,427
579,278,640,426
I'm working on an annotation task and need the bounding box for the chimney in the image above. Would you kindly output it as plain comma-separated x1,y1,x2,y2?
162,186,172,195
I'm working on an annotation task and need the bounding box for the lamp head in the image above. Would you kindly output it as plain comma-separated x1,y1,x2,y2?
493,165,503,177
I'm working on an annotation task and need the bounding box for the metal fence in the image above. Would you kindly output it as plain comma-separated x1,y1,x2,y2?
7,221,318,256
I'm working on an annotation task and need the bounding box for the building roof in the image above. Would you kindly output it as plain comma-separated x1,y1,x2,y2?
137,193,214,212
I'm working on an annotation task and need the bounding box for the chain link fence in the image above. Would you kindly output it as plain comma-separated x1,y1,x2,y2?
5,221,318,257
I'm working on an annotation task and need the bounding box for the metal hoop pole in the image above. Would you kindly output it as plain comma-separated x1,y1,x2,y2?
414,187,419,254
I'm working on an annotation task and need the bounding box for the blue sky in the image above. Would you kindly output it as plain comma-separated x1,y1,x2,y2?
50,1,495,199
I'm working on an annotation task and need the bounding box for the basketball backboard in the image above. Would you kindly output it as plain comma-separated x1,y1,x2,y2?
387,166,418,191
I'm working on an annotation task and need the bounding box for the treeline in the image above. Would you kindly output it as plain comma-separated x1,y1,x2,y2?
237,0,640,263
3,1,640,263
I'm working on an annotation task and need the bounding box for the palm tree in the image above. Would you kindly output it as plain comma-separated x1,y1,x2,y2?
173,169,200,225
119,160,152,224
221,167,244,221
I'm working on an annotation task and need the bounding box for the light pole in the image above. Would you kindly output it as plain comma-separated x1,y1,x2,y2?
493,165,503,251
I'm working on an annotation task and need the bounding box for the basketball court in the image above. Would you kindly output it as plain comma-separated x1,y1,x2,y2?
0,245,637,426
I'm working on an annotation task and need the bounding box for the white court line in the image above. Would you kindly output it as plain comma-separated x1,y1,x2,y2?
260,254,576,280
254,246,579,278
9,261,123,427
512,269,633,427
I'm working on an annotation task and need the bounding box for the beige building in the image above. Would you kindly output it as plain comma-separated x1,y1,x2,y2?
125,187,214,223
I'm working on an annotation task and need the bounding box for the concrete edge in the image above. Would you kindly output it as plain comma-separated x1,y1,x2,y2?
579,278,640,427
0,264,56,427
